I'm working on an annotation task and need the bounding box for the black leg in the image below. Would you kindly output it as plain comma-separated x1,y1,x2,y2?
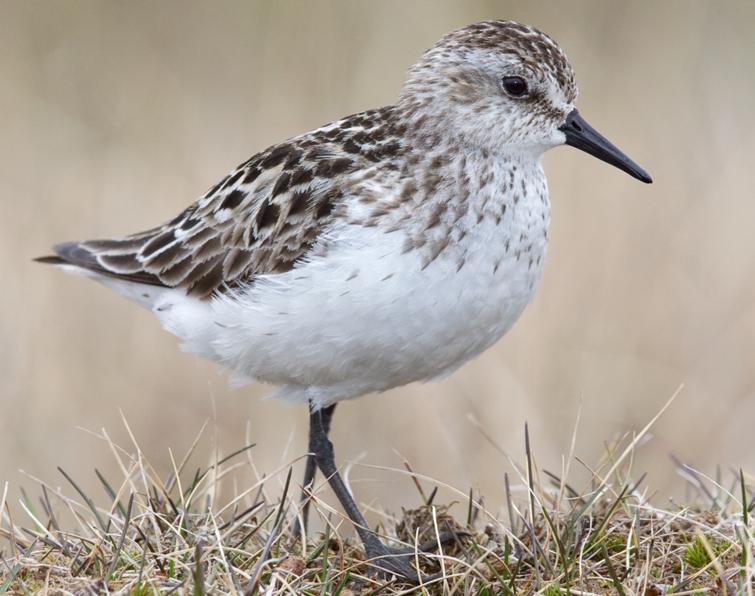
292,402,336,539
307,403,464,582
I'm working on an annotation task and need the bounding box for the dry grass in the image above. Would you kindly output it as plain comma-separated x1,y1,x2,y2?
1,395,753,595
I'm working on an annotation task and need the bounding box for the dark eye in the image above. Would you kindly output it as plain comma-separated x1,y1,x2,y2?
501,76,528,98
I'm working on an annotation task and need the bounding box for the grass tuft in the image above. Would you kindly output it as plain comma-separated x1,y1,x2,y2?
1,394,754,594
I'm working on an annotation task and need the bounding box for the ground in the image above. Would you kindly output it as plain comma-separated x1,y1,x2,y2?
1,407,753,595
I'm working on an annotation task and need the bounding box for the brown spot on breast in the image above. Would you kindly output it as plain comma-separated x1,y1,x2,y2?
421,236,450,269
315,197,336,219
423,203,444,231
423,171,442,195
400,180,417,202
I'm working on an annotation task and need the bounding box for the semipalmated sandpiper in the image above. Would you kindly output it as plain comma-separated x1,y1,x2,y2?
38,20,651,581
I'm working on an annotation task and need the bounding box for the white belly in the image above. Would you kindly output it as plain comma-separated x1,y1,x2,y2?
155,207,548,408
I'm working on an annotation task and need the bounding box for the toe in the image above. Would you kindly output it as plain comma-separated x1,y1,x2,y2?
362,532,467,583
365,551,419,582
416,529,469,552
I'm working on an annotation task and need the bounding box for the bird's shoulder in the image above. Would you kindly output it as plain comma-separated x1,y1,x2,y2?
57,106,407,298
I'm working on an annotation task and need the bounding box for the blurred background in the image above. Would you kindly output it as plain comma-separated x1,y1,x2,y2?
2,1,754,522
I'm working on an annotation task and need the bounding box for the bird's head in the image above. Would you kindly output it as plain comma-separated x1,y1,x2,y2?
400,20,651,183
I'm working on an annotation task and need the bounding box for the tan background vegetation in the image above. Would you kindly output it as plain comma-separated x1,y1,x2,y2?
2,1,754,520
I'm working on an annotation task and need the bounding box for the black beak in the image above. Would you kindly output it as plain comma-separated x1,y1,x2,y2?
559,109,652,183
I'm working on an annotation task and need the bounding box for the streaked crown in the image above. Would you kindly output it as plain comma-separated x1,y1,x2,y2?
400,20,578,153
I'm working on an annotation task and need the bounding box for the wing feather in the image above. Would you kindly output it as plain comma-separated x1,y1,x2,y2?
37,106,403,298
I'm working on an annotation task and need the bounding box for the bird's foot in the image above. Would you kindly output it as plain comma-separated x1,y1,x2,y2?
363,530,468,583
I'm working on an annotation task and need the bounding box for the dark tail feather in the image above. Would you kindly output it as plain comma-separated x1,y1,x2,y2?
35,241,165,287
34,255,67,265
34,241,98,269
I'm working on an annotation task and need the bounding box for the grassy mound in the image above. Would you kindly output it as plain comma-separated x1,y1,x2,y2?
1,395,753,594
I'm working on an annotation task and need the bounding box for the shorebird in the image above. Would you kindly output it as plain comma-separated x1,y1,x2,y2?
37,20,651,581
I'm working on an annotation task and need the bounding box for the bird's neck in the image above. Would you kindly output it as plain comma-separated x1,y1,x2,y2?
393,101,547,166
356,111,550,264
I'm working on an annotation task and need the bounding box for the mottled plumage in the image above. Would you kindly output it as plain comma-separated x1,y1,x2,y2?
42,21,579,301
39,18,652,406
43,106,403,297
38,20,651,581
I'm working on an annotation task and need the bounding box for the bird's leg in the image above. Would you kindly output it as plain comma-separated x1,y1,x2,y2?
292,402,336,540
307,403,464,582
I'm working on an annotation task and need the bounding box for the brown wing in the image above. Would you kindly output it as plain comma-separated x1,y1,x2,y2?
37,107,400,298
